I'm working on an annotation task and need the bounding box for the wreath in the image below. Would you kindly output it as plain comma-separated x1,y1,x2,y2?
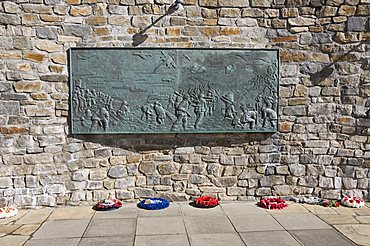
138,198,170,210
95,198,122,211
341,196,365,208
0,205,18,219
194,196,219,208
318,199,340,207
257,197,288,210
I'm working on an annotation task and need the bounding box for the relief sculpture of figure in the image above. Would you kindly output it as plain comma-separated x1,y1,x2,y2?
262,96,277,128
90,112,101,131
72,90,79,111
100,107,110,131
255,95,262,125
171,94,191,131
77,87,86,113
118,100,130,117
240,105,257,129
192,93,207,129
220,92,235,120
204,90,217,116
141,104,154,121
81,109,92,127
153,101,166,124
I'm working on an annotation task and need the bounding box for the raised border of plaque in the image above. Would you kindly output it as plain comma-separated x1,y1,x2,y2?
69,48,279,134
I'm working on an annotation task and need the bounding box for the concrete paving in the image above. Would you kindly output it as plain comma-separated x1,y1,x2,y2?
0,201,369,246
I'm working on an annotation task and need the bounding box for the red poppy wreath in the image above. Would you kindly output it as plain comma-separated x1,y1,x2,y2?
195,196,219,208
257,197,288,210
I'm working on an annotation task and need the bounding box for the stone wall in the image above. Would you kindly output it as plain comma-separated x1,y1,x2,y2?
0,0,369,207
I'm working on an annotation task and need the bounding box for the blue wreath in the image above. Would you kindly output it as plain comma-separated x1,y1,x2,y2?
138,198,170,210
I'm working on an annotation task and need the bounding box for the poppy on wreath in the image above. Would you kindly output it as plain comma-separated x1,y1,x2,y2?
257,197,288,210
195,196,219,208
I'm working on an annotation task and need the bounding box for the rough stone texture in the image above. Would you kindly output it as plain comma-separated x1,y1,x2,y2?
0,1,369,207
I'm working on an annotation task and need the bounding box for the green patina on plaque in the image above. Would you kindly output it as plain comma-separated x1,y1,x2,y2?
69,48,279,134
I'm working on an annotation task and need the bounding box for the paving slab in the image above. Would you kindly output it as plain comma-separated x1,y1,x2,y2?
181,203,225,217
273,213,331,230
0,235,29,246
290,229,355,246
24,238,80,246
185,215,235,234
189,233,245,246
353,208,370,216
138,203,181,217
15,209,53,225
240,231,300,246
85,218,136,237
136,216,186,235
302,204,338,215
48,206,94,220
356,216,370,224
221,202,268,216
94,204,138,219
135,234,189,246
12,224,40,236
80,236,134,246
332,207,357,215
0,224,21,235
0,210,29,225
266,204,309,214
334,224,370,246
318,214,359,225
32,219,90,239
228,214,284,232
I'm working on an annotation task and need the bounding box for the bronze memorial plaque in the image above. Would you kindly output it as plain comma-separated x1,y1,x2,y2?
69,48,279,134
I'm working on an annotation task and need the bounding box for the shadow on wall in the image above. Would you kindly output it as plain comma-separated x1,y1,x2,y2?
132,1,183,46
71,132,275,152
310,38,370,85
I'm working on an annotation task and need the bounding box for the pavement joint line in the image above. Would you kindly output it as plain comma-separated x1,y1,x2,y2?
180,203,193,246
78,208,96,245
133,203,139,246
20,208,55,246
218,203,247,246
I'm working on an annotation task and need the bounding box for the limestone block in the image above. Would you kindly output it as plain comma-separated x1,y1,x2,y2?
86,181,103,190
0,101,19,115
139,161,157,175
260,176,285,187
90,169,108,180
115,177,135,188
134,188,156,198
36,27,59,40
288,17,316,26
108,165,127,178
220,155,234,165
116,190,134,200
0,177,12,188
72,169,89,181
289,164,306,176
189,174,207,184
212,177,237,187
35,40,63,52
256,187,271,196
94,148,112,158
63,25,92,37
298,176,318,187
250,0,272,7
319,176,334,189
273,185,292,196
347,17,367,31
0,13,21,25
158,162,177,175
